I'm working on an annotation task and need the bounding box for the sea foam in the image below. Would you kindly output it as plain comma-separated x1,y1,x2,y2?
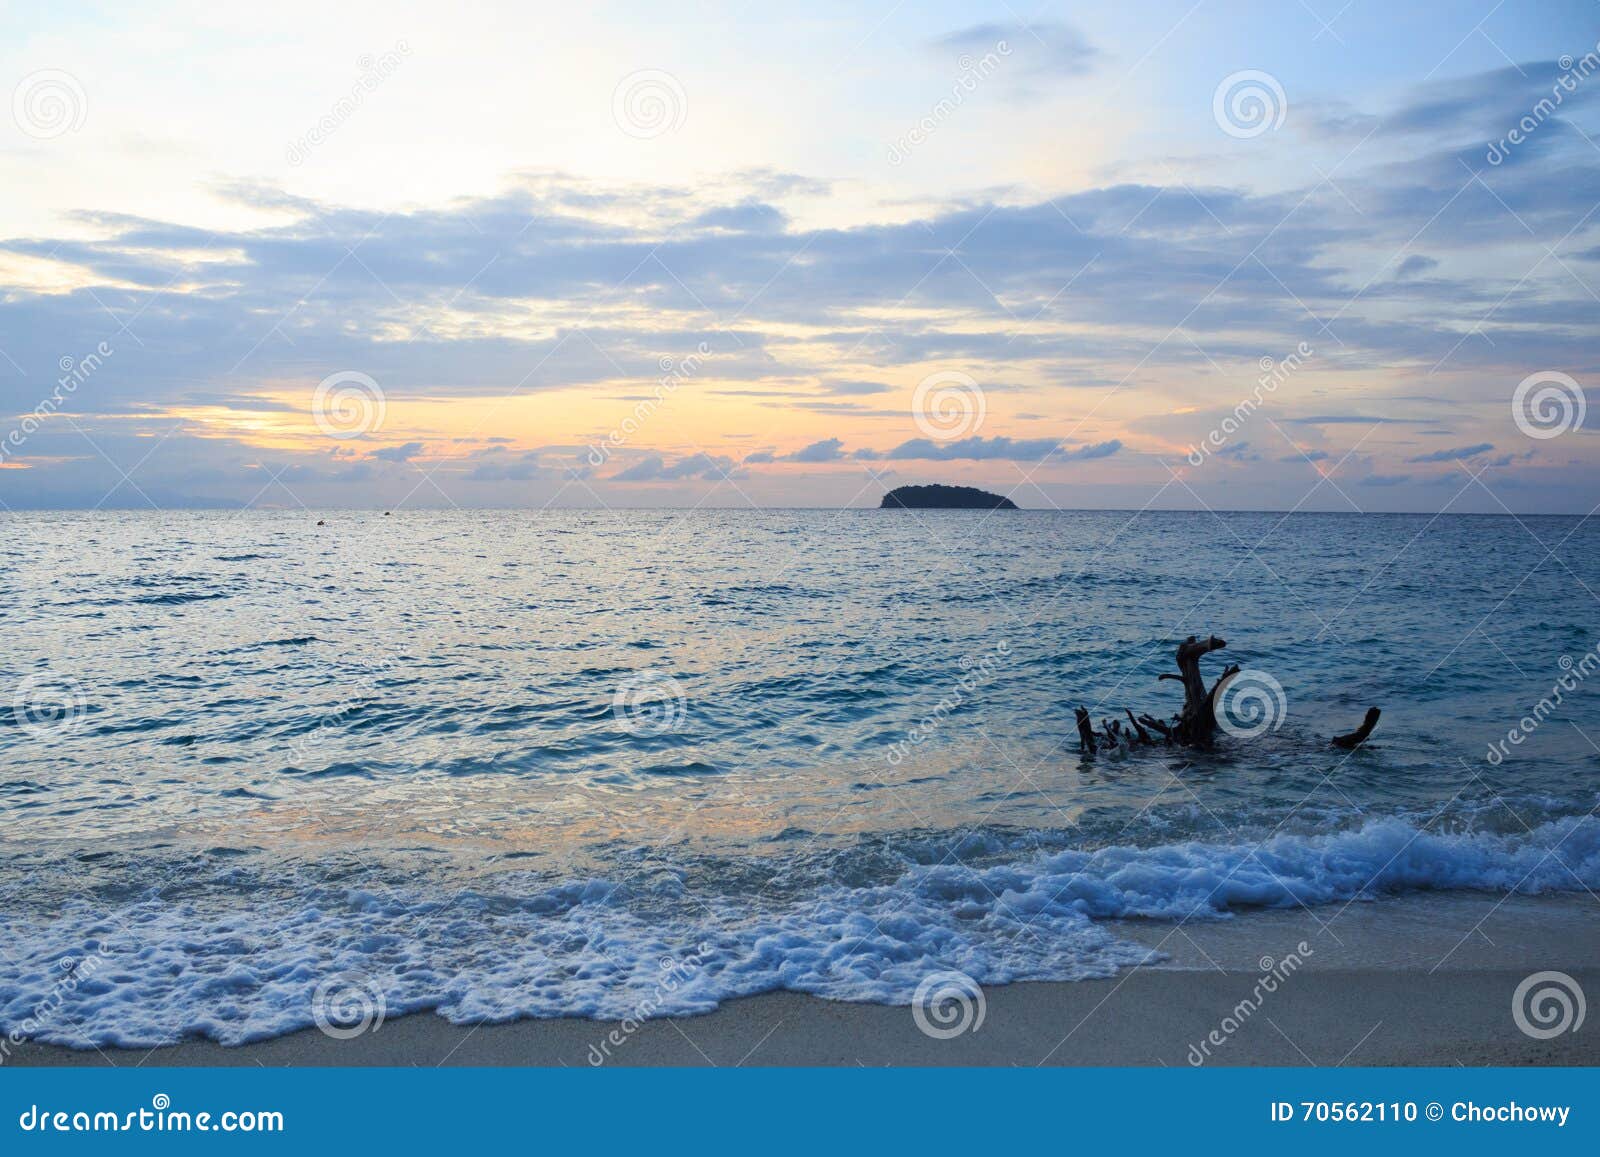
4,813,1597,1048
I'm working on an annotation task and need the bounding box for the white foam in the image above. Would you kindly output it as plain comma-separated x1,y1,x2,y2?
5,813,1598,1048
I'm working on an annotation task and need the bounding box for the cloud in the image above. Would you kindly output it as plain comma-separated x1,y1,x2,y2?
932,22,1098,78
692,201,787,233
1483,449,1536,468
1280,449,1330,462
1360,473,1412,487
4,55,1600,508
1406,442,1493,463
173,392,297,412
611,456,669,481
1057,439,1123,461
369,441,424,462
887,435,1055,461
467,449,559,481
733,434,1123,466
782,437,846,463
8,112,1600,431
790,402,907,416
883,435,1120,462
612,453,736,482
821,380,891,396
1289,416,1403,425
1311,62,1600,146
1394,255,1439,280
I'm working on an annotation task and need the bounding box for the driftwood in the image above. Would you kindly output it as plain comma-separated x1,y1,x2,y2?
1331,707,1381,750
1178,635,1231,745
1138,714,1173,739
1075,634,1380,754
1074,706,1097,754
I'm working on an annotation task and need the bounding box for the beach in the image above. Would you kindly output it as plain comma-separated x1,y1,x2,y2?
6,511,1599,1064
14,895,1596,1068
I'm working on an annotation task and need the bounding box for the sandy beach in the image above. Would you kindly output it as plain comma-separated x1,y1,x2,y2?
14,894,1596,1068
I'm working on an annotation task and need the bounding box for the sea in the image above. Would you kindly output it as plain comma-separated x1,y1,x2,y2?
2,508,1598,1047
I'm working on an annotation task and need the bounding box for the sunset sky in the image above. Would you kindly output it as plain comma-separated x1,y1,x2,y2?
2,0,1598,511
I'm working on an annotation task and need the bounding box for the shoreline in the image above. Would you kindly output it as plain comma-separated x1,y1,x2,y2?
12,968,1596,1068
11,894,1597,1068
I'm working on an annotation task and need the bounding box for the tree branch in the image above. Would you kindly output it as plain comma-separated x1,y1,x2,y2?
1331,707,1381,749
1074,706,1097,754
1139,714,1174,739
1172,634,1228,746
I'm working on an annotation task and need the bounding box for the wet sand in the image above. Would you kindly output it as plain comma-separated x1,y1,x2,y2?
12,894,1597,1068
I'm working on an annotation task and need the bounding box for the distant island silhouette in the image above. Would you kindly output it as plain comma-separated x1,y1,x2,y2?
879,484,1018,510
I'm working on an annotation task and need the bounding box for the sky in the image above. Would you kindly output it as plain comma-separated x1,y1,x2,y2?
1,0,1598,512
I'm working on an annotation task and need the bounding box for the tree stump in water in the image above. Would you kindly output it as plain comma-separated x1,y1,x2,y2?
1173,634,1233,747
1075,633,1379,753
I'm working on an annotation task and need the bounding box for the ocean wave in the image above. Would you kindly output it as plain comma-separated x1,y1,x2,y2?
128,591,232,606
5,812,1597,1048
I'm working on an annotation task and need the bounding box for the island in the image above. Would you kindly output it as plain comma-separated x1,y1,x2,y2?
879,484,1018,510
